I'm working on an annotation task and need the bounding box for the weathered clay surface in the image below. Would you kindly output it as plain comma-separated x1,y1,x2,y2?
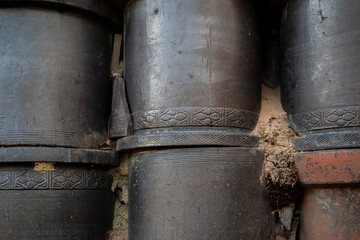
300,188,360,240
296,150,360,185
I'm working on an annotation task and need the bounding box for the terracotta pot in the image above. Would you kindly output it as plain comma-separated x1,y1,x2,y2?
295,150,360,239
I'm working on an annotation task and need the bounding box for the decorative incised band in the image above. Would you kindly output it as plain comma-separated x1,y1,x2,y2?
116,131,258,152
288,107,360,131
132,107,259,130
0,169,112,190
294,132,360,151
131,148,263,166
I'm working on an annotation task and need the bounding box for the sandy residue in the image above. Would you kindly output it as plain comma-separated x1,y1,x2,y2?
253,85,301,209
34,162,55,171
107,154,130,240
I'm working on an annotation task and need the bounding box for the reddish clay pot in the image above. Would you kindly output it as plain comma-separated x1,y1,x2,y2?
295,150,360,239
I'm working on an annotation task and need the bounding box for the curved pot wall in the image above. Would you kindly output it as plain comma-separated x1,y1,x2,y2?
129,147,273,240
124,0,261,133
0,1,118,148
282,0,360,133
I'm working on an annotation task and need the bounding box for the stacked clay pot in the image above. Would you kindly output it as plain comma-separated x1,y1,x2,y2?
282,0,360,238
111,0,274,239
0,0,120,238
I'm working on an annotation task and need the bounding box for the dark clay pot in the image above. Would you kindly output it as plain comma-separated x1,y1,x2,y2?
128,147,273,240
282,0,360,133
117,0,262,150
0,0,119,148
0,147,118,240
124,0,261,131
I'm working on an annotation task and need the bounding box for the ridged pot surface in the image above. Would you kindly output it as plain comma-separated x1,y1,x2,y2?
129,147,273,240
281,0,360,132
124,0,261,132
0,2,116,148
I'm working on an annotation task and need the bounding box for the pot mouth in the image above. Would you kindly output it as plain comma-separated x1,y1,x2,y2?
0,0,120,27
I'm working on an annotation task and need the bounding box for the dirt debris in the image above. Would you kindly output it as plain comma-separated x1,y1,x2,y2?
107,226,128,240
100,139,115,150
252,85,301,240
253,85,301,210
253,85,301,239
107,154,130,240
259,114,301,209
34,162,55,171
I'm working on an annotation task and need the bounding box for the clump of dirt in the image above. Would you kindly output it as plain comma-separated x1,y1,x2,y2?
253,85,302,239
253,86,301,209
259,114,301,209
107,154,130,240
34,162,55,171
107,226,128,240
